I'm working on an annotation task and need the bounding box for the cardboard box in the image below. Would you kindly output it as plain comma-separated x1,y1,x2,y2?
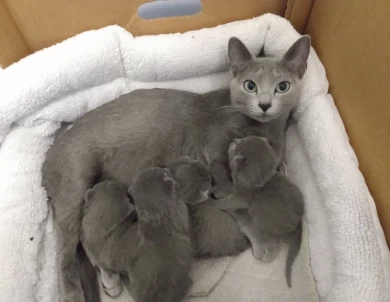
306,0,390,246
1,0,389,247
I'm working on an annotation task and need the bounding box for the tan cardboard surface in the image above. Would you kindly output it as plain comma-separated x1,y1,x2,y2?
0,0,30,67
306,0,390,246
285,0,313,33
0,0,290,67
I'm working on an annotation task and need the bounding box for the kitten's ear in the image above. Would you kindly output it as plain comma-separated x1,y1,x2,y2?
163,177,176,198
231,155,246,168
282,35,311,79
84,189,95,203
124,202,135,217
256,46,266,58
228,37,254,76
163,177,176,188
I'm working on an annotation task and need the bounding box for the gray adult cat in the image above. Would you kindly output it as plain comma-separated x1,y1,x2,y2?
211,136,305,288
42,35,311,301
82,163,210,302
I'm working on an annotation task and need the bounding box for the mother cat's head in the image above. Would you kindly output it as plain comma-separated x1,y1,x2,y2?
228,35,311,122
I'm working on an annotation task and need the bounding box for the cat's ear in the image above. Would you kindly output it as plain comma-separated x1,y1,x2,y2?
231,155,246,168
84,189,95,203
256,46,266,58
228,37,254,76
163,177,176,189
282,35,311,79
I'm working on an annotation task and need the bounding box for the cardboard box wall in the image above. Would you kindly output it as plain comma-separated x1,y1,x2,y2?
1,0,389,246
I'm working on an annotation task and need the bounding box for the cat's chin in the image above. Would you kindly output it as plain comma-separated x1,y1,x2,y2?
249,114,275,123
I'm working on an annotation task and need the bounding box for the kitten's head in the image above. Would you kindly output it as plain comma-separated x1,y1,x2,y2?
131,167,176,214
228,136,278,188
170,156,212,205
228,35,311,122
84,181,135,234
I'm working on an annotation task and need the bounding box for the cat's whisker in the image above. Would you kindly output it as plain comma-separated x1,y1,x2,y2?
215,106,234,111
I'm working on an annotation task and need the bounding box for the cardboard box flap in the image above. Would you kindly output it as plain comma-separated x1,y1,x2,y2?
0,0,317,67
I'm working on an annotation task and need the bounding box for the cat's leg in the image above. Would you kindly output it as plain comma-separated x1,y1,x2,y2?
49,159,97,302
203,146,233,198
99,267,123,298
236,220,280,263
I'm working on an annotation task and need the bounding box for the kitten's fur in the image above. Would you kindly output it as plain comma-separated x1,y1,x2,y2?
82,160,211,301
42,35,310,300
104,151,250,258
211,136,305,288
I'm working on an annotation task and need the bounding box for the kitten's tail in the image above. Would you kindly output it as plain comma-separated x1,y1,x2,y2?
286,221,303,288
77,243,101,302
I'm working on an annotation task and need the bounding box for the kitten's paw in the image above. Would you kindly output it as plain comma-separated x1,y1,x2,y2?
163,176,176,195
212,185,232,199
228,139,241,154
252,247,266,260
253,245,279,263
102,281,123,298
101,272,123,298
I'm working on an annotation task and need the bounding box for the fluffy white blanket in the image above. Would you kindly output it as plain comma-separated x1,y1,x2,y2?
0,13,389,302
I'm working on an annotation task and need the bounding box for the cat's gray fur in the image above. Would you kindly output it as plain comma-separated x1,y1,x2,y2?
211,136,305,288
81,166,199,302
104,151,249,258
42,35,310,300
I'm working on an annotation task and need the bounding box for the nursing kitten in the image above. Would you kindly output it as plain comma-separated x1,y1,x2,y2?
169,156,250,257
81,169,192,302
211,136,304,288
104,152,250,258
81,160,212,301
42,35,310,300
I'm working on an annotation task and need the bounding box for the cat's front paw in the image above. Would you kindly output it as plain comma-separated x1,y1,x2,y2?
100,270,123,298
252,244,279,263
212,184,232,199
228,138,241,155
102,280,123,298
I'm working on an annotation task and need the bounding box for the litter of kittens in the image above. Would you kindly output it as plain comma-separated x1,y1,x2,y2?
0,13,389,302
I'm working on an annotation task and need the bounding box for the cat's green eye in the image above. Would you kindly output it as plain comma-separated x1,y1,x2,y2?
243,80,257,93
275,81,290,93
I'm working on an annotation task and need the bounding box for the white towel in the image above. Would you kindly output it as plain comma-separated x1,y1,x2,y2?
0,13,389,302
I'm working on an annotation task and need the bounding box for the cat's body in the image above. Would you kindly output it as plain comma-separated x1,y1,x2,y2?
81,167,197,302
211,136,305,287
42,36,310,301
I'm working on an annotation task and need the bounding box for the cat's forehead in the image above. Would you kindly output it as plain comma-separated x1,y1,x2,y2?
238,58,297,82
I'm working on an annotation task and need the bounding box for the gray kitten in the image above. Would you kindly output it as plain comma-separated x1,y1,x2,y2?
82,159,212,301
42,35,310,300
169,156,250,258
81,168,192,302
103,152,250,258
211,136,304,288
